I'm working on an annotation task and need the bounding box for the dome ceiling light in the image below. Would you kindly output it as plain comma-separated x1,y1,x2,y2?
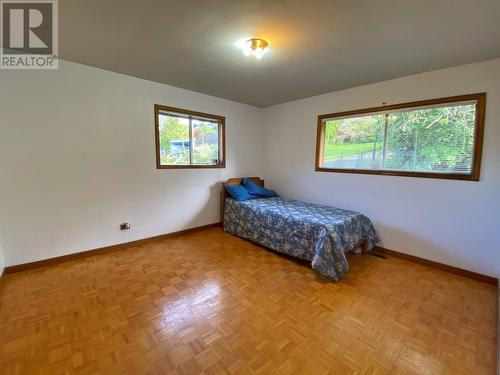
241,38,268,59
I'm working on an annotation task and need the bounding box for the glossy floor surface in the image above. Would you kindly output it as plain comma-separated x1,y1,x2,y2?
0,227,497,374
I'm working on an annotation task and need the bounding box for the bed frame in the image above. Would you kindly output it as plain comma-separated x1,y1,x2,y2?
221,177,264,223
221,176,369,253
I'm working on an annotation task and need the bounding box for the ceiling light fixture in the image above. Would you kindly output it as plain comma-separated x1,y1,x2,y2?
242,38,268,59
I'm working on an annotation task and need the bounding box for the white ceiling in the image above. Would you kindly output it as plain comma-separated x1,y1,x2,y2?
60,0,500,107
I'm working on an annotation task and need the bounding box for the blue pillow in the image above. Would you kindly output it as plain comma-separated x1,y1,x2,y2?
225,185,257,201
242,178,279,197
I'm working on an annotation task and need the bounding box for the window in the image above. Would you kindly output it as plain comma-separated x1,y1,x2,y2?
155,105,225,169
315,93,486,180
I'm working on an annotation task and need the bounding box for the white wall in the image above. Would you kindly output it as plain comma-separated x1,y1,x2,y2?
0,61,264,266
263,58,500,277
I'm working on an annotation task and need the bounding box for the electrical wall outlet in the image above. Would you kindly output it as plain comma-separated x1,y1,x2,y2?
120,223,131,230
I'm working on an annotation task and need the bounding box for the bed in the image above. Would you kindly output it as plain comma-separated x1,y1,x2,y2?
222,177,379,281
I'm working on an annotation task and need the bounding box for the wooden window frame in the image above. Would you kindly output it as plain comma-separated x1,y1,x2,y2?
155,104,226,169
315,93,486,181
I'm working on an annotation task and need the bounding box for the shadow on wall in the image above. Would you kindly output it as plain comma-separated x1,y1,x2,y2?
375,223,482,274
181,182,222,230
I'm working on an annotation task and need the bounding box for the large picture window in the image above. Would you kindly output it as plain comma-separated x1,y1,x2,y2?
315,93,486,180
155,105,225,169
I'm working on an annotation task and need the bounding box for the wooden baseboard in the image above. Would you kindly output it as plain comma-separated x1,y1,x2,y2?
374,246,497,285
4,222,222,274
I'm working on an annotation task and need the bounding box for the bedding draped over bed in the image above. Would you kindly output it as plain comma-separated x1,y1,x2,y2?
223,197,379,281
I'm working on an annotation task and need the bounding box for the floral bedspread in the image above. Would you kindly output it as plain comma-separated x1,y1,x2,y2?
223,197,379,281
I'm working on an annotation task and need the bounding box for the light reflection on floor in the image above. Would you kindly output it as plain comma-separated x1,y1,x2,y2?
158,281,221,330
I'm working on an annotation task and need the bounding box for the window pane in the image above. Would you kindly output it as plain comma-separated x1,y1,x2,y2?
321,102,477,175
322,114,385,170
192,119,219,165
158,114,190,165
385,104,476,174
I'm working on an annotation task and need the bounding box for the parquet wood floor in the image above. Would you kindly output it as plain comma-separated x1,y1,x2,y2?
0,227,496,374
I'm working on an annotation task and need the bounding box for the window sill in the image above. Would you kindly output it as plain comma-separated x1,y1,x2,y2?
315,166,479,181
157,163,225,169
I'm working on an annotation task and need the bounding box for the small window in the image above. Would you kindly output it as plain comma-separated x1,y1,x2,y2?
315,93,486,180
155,105,225,169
